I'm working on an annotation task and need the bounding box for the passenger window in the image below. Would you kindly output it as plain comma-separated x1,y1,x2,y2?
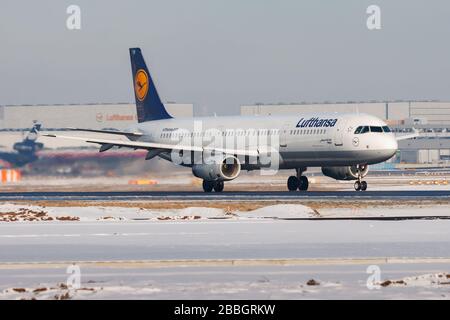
382,126,391,133
370,126,383,133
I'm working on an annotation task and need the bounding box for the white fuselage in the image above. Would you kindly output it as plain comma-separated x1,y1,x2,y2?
127,112,398,169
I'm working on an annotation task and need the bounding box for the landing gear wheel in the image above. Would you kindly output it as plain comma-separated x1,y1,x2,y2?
287,176,299,191
298,176,309,191
354,181,361,191
360,181,367,191
214,181,224,192
202,180,214,192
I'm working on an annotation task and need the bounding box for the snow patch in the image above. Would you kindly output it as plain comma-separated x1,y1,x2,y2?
237,204,318,219
160,207,225,219
379,273,450,288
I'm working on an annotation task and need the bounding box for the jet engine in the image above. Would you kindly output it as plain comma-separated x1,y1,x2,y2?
321,165,369,181
192,155,241,182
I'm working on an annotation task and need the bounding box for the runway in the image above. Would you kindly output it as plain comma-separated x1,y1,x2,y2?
1,190,450,201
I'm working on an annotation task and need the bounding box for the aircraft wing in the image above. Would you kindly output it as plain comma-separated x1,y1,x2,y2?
395,128,420,141
42,134,260,157
66,128,143,137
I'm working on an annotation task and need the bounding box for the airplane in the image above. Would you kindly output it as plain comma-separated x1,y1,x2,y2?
0,123,43,168
44,48,416,192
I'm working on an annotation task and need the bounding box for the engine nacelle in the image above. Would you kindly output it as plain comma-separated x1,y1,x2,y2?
192,155,241,182
321,165,369,181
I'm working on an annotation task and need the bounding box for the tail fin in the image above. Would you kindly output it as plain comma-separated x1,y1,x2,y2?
25,122,41,142
129,48,172,122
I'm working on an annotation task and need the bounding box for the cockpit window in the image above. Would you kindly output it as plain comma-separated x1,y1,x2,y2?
370,126,383,133
355,126,369,134
360,126,370,134
354,126,370,134
355,125,390,134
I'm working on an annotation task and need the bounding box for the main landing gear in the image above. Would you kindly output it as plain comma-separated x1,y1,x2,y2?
354,165,368,191
202,180,224,193
287,168,309,191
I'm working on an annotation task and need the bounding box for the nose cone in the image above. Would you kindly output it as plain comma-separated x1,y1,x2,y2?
386,135,398,158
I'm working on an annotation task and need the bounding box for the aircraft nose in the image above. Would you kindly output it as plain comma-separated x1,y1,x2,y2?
386,135,398,157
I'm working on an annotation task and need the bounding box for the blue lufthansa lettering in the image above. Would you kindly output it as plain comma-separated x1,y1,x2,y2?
296,117,338,128
296,118,304,127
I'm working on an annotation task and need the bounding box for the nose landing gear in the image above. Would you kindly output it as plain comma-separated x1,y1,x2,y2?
354,181,367,191
354,165,368,191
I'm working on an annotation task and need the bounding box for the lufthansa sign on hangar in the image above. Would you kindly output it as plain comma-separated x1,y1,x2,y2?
0,103,193,130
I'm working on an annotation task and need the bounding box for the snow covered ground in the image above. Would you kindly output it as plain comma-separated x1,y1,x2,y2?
1,265,449,300
1,202,450,299
0,203,319,222
1,202,449,222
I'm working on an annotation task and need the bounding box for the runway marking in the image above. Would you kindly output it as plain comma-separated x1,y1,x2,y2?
0,257,450,269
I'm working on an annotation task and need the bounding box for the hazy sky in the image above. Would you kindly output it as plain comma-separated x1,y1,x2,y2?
1,0,450,115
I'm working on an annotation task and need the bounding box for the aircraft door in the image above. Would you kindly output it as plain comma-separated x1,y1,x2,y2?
333,121,345,147
279,122,290,148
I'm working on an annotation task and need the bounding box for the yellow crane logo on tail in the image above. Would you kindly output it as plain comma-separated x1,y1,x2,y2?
135,69,149,101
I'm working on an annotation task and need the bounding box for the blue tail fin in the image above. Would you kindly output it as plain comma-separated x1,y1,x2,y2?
129,48,172,122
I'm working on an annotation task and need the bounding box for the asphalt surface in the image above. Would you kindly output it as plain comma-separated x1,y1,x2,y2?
1,190,450,201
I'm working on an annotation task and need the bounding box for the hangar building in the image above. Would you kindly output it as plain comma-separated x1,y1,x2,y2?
0,103,193,131
0,103,193,151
